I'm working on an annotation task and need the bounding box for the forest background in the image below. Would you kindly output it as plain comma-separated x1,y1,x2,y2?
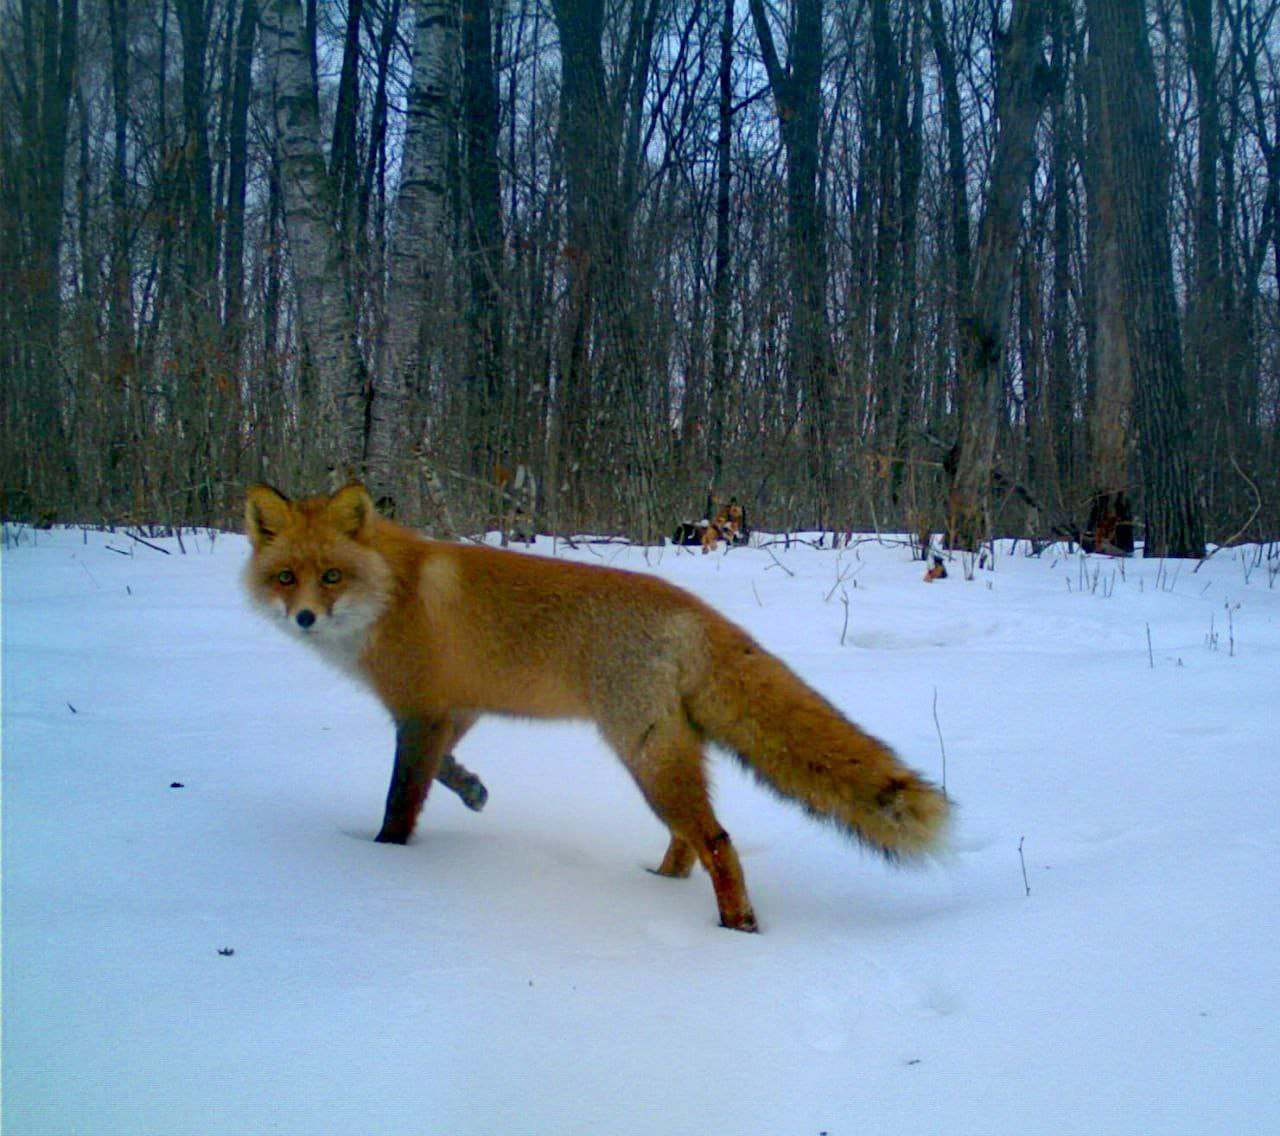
3,0,1278,556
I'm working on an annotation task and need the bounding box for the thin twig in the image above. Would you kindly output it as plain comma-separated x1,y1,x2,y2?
124,529,170,555
932,687,947,797
762,544,795,577
824,560,862,602
1195,454,1263,571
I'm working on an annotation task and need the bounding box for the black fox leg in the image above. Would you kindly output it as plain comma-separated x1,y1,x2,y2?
375,717,453,843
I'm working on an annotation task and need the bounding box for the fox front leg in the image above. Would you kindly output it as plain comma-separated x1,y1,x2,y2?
375,716,486,843
434,711,485,811
375,717,453,843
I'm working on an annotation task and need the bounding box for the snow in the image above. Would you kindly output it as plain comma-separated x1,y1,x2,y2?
4,523,1279,1135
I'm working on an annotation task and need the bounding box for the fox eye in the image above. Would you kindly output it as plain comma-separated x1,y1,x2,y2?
321,568,343,585
275,569,296,586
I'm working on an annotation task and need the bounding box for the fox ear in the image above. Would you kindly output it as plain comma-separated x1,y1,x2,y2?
328,482,376,539
245,484,291,548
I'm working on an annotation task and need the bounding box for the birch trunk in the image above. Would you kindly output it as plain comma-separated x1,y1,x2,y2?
261,0,365,480
379,0,456,519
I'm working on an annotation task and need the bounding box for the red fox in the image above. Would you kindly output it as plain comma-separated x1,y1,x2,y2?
243,483,949,931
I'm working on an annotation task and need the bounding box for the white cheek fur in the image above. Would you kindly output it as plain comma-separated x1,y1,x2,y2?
296,594,386,679
248,589,289,624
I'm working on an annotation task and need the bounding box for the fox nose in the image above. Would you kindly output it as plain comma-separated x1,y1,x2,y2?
295,609,316,630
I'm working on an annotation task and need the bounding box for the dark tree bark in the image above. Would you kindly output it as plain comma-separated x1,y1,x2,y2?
1184,0,1223,406
329,0,364,238
175,0,216,298
1042,0,1078,506
868,0,924,508
549,0,663,539
104,0,134,510
223,0,258,352
946,0,1050,550
1085,0,1206,558
548,0,611,523
358,0,400,240
925,0,971,310
708,0,735,494
1082,15,1135,554
9,0,79,507
748,0,835,523
461,0,506,477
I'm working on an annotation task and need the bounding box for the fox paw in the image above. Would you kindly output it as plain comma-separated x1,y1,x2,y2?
436,762,488,812
453,773,489,812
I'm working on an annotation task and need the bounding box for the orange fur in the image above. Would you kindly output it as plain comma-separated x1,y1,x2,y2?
244,483,949,931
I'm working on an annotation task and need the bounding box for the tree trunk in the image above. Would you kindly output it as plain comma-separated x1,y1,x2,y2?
223,0,257,351
10,0,79,510
925,0,971,298
1184,0,1222,412
1085,0,1205,558
747,0,835,524
329,0,364,241
946,0,1049,550
379,0,457,517
261,0,365,479
708,0,735,494
1082,23,1135,554
105,0,134,513
175,0,215,300
1043,0,1077,506
461,0,505,480
549,0,612,525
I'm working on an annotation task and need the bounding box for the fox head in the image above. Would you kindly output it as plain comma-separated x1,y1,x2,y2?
243,483,394,667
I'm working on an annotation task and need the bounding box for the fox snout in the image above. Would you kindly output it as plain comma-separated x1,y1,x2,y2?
283,598,331,636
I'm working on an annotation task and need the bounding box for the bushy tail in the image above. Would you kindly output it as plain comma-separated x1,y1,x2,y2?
686,620,949,858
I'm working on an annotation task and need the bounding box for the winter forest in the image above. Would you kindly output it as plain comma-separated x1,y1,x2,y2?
3,0,1280,554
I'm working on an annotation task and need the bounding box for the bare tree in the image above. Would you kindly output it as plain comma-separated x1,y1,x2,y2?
748,0,835,523
946,0,1050,550
461,0,506,478
1,0,78,512
1085,0,1205,558
1081,10,1135,553
260,0,365,479
708,0,736,496
4,0,1279,543
378,0,458,516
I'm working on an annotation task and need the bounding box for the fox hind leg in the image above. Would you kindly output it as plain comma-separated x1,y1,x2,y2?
616,714,758,932
651,835,696,879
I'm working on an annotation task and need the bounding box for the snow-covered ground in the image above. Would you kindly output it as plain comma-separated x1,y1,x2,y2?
4,522,1278,1135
